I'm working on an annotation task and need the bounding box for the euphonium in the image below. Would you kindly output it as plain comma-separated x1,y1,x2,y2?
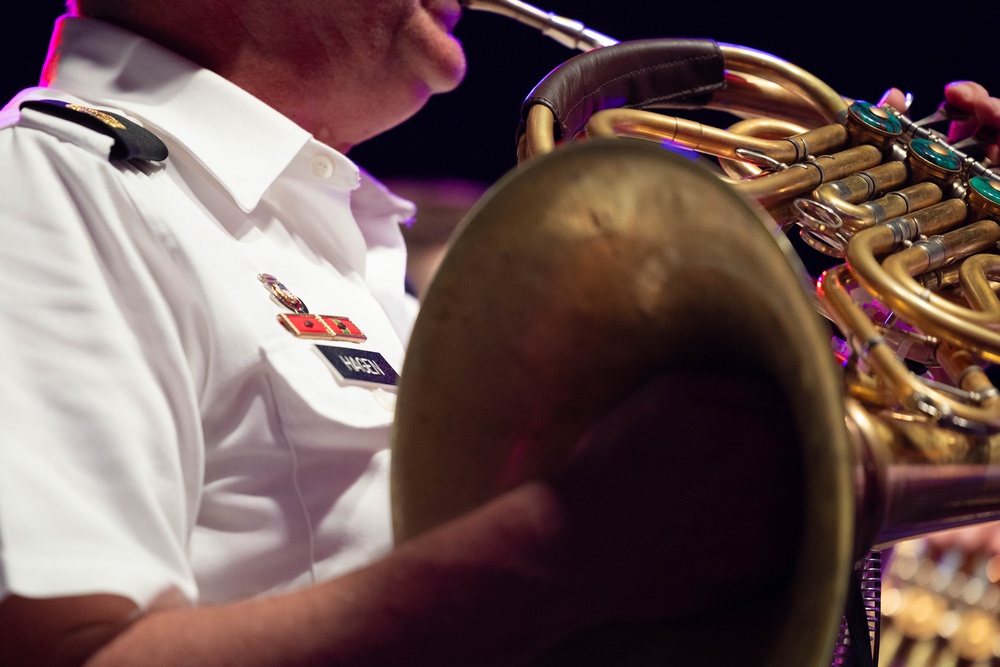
389,2,1000,666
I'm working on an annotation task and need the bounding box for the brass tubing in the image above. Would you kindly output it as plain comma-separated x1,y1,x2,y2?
846,398,1000,552
718,44,849,125
799,179,943,254
811,161,910,232
819,265,1000,431
937,343,997,399
585,108,848,164
838,183,944,235
735,144,883,208
846,373,896,408
720,118,810,179
914,264,961,292
707,71,840,129
520,105,558,160
815,161,909,208
848,209,1000,360
727,117,810,139
873,452,1000,546
845,199,969,257
516,39,849,161
959,254,1000,317
881,220,1000,330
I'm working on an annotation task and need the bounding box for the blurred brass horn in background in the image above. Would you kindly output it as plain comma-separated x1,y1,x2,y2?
392,3,1000,666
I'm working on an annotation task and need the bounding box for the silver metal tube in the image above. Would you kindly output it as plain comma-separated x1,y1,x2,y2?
459,0,618,50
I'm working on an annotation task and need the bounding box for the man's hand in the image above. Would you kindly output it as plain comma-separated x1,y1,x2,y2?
943,81,1000,164
880,82,1000,165
546,369,802,624
0,594,138,667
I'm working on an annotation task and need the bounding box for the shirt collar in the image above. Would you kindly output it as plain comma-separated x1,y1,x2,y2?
41,15,361,212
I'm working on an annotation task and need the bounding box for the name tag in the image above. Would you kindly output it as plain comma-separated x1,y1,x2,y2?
316,346,400,388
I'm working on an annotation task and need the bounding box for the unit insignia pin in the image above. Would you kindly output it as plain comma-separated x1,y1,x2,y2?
259,273,368,344
258,273,309,313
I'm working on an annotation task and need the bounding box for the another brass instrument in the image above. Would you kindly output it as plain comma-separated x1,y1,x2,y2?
390,3,1000,665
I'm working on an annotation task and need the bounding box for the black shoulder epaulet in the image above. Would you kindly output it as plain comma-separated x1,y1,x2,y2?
18,99,169,162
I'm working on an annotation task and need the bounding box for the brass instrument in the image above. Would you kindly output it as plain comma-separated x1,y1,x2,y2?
390,2,1000,665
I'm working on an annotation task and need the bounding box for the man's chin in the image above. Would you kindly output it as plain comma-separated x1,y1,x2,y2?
424,38,468,94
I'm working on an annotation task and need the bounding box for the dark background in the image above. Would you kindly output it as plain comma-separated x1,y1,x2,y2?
2,2,994,187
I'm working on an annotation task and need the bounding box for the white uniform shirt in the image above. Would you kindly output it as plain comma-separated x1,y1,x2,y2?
0,16,417,609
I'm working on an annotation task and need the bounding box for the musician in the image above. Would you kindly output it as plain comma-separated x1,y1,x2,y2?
0,1,809,665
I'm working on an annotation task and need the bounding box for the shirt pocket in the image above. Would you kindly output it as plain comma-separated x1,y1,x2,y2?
259,336,396,453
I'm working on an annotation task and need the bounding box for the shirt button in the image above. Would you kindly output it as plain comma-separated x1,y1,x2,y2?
311,155,335,179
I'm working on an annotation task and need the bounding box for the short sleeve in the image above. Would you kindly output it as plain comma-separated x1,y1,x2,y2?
0,113,205,608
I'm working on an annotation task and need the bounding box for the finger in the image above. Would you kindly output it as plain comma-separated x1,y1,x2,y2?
877,87,909,112
944,81,992,110
977,97,1000,129
944,82,982,142
944,81,1000,157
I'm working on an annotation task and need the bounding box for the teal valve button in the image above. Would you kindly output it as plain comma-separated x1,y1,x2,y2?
911,137,962,171
970,176,1000,206
850,101,902,134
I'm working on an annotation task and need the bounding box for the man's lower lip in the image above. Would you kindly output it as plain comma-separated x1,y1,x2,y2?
427,3,461,32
